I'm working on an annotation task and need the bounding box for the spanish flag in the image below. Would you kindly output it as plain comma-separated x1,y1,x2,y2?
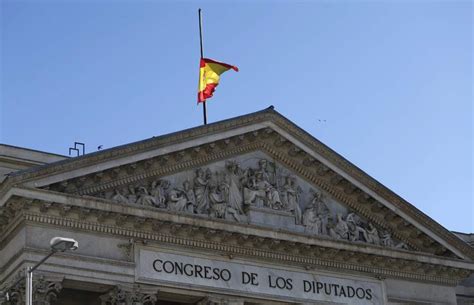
198,58,238,103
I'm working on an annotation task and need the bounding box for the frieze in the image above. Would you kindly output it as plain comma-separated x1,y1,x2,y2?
138,250,385,304
86,154,408,251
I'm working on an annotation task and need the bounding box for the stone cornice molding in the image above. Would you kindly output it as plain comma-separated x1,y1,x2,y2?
2,187,471,271
0,195,472,287
0,107,472,260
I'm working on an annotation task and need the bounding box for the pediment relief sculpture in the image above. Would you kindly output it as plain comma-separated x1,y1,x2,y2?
91,152,407,250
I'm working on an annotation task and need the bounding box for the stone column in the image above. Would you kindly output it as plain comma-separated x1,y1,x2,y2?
99,286,158,305
1,275,62,305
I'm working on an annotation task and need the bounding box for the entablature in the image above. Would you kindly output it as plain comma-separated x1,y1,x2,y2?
0,192,472,287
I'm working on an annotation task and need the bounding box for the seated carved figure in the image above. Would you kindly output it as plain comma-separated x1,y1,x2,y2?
210,183,241,222
329,214,350,240
168,187,192,212
127,186,137,204
112,189,128,204
365,222,380,245
380,230,394,247
380,230,408,249
136,187,156,206
346,212,368,242
243,175,264,207
209,185,227,219
302,205,321,234
243,172,281,209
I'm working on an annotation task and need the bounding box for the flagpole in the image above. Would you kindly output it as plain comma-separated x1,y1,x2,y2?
198,8,207,125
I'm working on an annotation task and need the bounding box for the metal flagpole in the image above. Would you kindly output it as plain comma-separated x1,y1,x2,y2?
198,8,207,125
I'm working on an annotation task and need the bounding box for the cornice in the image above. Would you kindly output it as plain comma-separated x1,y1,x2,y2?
0,196,472,287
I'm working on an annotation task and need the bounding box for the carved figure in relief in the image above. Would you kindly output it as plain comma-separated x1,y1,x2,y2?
99,158,409,250
380,231,408,249
243,173,264,208
112,189,128,204
210,182,242,222
257,172,282,209
329,214,350,240
365,222,380,245
242,159,282,209
346,212,367,242
209,184,227,219
194,168,210,214
257,159,275,185
127,186,137,204
282,176,302,224
302,204,321,234
243,171,282,209
380,230,394,247
136,187,156,206
310,190,330,235
182,180,196,212
168,184,193,213
225,161,245,214
150,180,169,208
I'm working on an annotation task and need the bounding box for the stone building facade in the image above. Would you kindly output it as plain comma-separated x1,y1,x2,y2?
0,108,473,304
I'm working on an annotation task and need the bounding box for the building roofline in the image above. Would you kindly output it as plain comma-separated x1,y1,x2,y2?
0,143,69,159
5,106,275,179
1,106,473,260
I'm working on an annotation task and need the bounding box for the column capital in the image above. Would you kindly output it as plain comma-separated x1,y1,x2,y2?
99,286,158,305
1,273,62,305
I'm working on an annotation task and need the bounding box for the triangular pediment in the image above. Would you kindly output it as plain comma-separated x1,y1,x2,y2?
1,107,472,261
59,150,412,250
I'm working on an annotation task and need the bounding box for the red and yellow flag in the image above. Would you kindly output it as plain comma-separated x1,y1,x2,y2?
198,58,238,103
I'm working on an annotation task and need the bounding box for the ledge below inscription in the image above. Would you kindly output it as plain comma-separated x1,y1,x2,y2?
136,249,385,304
247,206,303,232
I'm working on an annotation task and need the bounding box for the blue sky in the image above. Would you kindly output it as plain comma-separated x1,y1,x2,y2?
1,1,472,232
